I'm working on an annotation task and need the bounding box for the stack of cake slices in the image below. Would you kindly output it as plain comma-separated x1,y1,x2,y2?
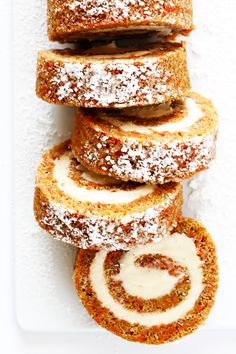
34,0,219,345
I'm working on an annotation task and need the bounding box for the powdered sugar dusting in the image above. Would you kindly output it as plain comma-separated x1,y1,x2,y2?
48,0,193,41
80,134,216,184
48,0,193,42
69,0,153,19
67,0,182,22
40,186,180,251
51,57,174,107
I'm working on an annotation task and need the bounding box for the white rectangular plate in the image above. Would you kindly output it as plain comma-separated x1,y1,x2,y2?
15,0,236,333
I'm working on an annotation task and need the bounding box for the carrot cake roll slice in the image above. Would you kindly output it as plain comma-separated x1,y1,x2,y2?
74,218,218,345
34,141,182,250
36,42,190,108
72,92,218,184
48,0,193,42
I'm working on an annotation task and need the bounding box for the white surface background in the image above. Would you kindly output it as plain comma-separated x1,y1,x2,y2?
1,0,236,353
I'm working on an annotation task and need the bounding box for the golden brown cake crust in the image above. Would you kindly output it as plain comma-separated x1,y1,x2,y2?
48,0,193,42
73,218,218,345
36,42,190,108
71,92,218,184
34,141,183,250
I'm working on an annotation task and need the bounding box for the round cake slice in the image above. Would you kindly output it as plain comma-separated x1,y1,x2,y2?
73,218,218,345
72,92,218,184
34,141,182,250
36,42,190,108
48,0,193,42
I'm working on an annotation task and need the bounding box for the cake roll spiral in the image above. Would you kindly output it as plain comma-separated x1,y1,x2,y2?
74,218,218,344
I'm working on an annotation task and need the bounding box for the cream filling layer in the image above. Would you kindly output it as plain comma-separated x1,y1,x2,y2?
53,153,154,204
89,233,203,326
83,49,151,59
101,98,202,134
84,26,173,36
120,102,175,119
113,252,183,299
78,165,121,185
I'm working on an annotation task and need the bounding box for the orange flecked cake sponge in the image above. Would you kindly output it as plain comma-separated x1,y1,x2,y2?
72,92,218,184
36,42,190,108
48,0,193,42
